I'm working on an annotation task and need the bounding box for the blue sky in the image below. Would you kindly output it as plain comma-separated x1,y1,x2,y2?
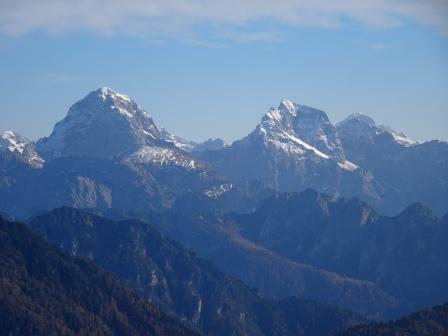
0,1,447,143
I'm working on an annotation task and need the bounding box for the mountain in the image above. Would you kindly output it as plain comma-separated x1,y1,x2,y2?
36,87,163,159
337,113,448,215
160,131,227,153
0,216,196,336
92,208,399,318
199,100,448,215
29,207,364,336
0,155,167,218
159,128,197,152
0,88,229,218
192,138,228,152
340,303,448,336
198,100,381,209
0,131,44,167
2,92,446,217
227,189,448,315
36,87,204,169
336,113,416,158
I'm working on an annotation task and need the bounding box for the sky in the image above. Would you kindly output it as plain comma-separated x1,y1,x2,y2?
0,0,447,143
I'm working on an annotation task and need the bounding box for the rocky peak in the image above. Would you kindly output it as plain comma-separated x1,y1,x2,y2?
1,131,44,167
36,88,163,159
337,113,416,147
1,131,29,154
192,138,227,152
258,100,345,160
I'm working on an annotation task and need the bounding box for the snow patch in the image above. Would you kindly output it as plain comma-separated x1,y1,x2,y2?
337,160,359,171
204,183,233,197
130,146,200,169
390,130,417,146
1,131,27,154
281,131,330,159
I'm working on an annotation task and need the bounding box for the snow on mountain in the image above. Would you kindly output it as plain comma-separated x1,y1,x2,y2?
36,87,163,159
160,128,197,152
35,87,209,171
337,112,417,147
336,112,448,215
1,131,44,167
159,129,227,153
198,99,372,200
127,146,202,170
1,131,28,154
246,99,353,169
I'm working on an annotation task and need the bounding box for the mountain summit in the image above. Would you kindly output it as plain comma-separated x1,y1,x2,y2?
0,131,44,167
199,99,371,203
259,99,346,160
337,112,416,147
37,87,164,159
199,99,448,215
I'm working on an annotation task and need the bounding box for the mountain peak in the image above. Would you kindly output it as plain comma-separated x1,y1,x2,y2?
339,112,376,126
337,113,416,146
278,99,297,114
75,87,145,119
36,88,162,159
259,100,345,160
98,86,115,95
95,87,133,104
1,131,44,167
193,138,228,152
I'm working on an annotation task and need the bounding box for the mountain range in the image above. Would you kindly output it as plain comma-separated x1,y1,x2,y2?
199,99,448,216
1,87,447,334
1,87,447,218
226,189,448,314
28,207,364,336
88,188,447,319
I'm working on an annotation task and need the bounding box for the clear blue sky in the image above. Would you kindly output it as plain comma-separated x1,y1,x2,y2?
0,1,447,143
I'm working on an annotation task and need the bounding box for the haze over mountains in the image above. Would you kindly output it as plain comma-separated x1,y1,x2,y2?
1,87,447,218
200,99,448,216
28,207,364,336
1,87,447,334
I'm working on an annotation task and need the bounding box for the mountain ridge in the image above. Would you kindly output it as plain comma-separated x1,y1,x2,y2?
227,189,448,315
28,206,365,336
0,215,197,336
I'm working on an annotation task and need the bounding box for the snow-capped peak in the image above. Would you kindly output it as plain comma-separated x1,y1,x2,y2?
338,112,376,127
278,99,297,115
337,112,416,147
1,131,44,167
35,88,210,173
258,100,346,161
75,87,147,119
36,88,162,159
98,87,133,105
